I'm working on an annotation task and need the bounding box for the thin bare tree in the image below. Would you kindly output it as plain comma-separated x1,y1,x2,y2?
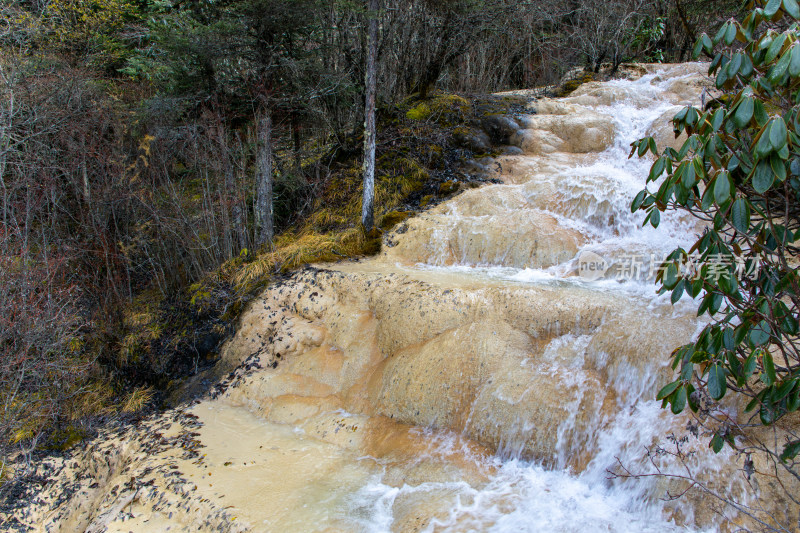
361,0,379,231
255,104,274,247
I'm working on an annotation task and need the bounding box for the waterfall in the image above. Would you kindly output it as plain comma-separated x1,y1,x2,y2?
19,64,771,533
346,63,732,532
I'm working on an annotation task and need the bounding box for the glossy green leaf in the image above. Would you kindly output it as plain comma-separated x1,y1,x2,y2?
765,0,784,18
771,47,793,81
729,53,744,77
714,23,728,44
708,364,728,400
684,160,697,188
711,109,725,131
631,191,647,212
656,380,681,400
671,385,687,414
790,44,800,76
649,157,666,182
734,97,754,128
785,0,800,18
746,395,760,413
671,280,685,304
742,54,755,77
744,351,758,378
724,23,737,46
710,432,725,453
664,263,679,289
789,386,800,411
761,402,777,424
754,100,770,126
776,379,796,401
753,160,775,193
766,33,786,62
723,328,735,351
752,322,771,346
638,138,649,157
718,271,735,294
714,172,731,203
702,33,713,53
763,351,777,384
771,154,787,182
682,360,696,380
650,208,660,228
731,198,751,233
709,291,724,315
701,183,716,210
770,118,788,150
693,38,704,59
755,121,774,157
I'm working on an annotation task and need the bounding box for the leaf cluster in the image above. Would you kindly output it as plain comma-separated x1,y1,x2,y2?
631,0,800,463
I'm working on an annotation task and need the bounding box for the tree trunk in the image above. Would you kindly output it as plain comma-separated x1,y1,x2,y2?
234,132,248,250
291,110,302,172
361,0,379,231
0,92,9,241
216,120,234,257
674,0,696,45
255,107,274,247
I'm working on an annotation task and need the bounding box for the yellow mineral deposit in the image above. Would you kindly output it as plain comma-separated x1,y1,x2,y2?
14,63,799,532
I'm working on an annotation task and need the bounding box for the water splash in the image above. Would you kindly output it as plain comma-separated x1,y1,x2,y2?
351,66,735,531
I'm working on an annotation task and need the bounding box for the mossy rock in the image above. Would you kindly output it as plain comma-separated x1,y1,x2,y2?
438,180,460,196
380,210,412,230
428,94,469,114
554,71,596,97
47,425,89,451
222,297,248,322
404,93,470,126
361,231,382,255
426,144,444,164
188,282,213,312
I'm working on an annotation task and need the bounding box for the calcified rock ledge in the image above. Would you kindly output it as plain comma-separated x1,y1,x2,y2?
7,64,800,532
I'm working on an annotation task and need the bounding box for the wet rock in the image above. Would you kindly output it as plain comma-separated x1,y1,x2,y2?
459,158,489,175
501,145,523,156
512,108,615,154
480,114,520,144
453,127,492,153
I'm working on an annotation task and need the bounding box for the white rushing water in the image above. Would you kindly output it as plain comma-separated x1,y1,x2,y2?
348,67,732,532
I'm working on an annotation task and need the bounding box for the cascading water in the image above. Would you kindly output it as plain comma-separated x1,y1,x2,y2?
348,64,730,532
17,64,771,533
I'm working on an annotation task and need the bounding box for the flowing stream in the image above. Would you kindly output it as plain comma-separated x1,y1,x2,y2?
18,63,763,533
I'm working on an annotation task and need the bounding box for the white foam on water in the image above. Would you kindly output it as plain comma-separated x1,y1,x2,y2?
348,459,713,533
345,395,737,533
552,75,700,263
346,68,735,532
401,69,706,284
